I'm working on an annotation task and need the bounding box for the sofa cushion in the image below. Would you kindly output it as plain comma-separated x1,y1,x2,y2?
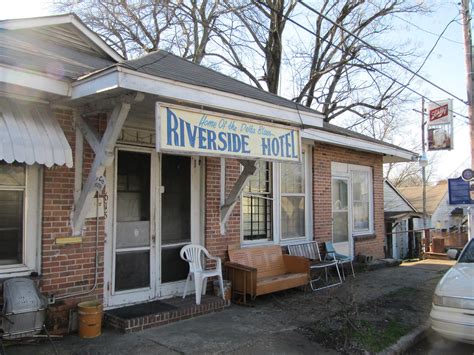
256,272,308,296
229,245,286,279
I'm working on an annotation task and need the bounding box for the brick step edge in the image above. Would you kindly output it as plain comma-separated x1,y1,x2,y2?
104,299,230,333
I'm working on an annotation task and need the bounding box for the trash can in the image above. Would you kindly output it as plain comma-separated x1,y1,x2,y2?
77,301,103,338
213,280,232,301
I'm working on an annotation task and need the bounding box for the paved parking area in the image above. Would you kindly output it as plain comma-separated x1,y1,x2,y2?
3,259,455,355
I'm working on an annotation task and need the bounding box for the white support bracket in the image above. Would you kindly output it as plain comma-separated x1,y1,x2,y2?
220,159,257,235
71,92,144,235
75,114,101,155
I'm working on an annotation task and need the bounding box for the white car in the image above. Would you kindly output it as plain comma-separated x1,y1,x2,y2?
430,239,474,344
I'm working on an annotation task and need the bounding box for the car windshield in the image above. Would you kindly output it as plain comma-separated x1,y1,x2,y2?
458,239,474,263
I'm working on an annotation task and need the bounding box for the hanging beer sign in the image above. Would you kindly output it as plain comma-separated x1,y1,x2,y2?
427,99,453,151
427,99,453,125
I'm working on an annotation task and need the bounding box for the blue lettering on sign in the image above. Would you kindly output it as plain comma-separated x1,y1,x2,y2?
261,131,297,158
165,108,298,159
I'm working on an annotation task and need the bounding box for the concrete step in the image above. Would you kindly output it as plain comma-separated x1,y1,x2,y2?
104,295,229,333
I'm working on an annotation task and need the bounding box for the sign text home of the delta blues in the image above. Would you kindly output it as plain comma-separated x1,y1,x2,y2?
157,105,301,162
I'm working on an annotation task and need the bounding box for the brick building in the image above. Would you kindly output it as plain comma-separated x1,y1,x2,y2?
0,15,416,333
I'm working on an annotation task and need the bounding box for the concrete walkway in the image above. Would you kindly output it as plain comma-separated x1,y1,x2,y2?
4,259,454,355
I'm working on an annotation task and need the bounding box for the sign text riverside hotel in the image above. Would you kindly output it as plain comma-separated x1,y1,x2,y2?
156,104,301,162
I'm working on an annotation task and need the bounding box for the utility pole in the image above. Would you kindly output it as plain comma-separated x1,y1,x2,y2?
461,0,474,241
461,0,473,169
421,97,427,231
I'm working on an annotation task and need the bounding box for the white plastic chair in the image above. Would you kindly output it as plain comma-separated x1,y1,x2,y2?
180,244,225,305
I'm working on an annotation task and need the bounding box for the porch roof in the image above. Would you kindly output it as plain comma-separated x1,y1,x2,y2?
71,50,324,128
302,123,418,163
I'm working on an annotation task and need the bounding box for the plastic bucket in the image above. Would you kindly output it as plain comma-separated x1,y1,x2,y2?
77,301,103,339
213,280,232,301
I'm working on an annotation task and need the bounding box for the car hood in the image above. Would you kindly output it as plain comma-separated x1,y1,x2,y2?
435,263,474,298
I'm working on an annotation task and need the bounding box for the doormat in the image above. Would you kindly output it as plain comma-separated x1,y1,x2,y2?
107,300,178,319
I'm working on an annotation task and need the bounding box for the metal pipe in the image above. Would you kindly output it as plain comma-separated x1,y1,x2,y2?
55,193,101,300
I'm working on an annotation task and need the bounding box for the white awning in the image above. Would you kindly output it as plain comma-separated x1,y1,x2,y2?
0,98,73,167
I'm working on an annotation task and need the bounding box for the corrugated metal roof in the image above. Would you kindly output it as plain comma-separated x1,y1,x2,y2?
119,50,318,115
0,98,73,167
0,23,117,80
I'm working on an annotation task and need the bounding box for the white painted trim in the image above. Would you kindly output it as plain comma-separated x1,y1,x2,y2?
0,14,78,29
240,145,313,246
302,129,416,163
69,16,123,62
0,164,42,277
0,14,122,62
350,166,374,236
72,67,324,128
0,64,71,97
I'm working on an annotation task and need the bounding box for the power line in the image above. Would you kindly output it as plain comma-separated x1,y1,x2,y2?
258,0,470,122
298,0,468,106
382,14,461,119
392,14,463,45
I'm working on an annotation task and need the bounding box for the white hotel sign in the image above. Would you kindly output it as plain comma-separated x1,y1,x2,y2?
156,104,301,162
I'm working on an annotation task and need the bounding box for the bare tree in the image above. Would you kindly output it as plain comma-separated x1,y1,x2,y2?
288,0,426,122
53,0,428,124
53,0,227,62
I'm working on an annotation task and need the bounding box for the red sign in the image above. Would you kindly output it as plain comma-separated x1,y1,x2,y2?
429,104,449,122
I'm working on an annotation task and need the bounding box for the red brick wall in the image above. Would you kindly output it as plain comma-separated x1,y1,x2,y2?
312,142,385,259
40,108,106,333
204,158,241,261
36,113,386,332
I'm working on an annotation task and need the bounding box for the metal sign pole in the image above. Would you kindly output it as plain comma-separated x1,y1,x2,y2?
422,97,427,230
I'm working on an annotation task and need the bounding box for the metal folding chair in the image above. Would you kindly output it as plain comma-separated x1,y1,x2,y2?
288,241,342,291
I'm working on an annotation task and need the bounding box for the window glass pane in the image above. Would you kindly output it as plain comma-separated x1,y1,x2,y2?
0,191,23,265
352,170,370,232
115,251,150,291
333,211,348,243
242,195,272,241
116,152,151,250
116,152,150,222
161,155,191,245
0,163,25,186
161,246,189,283
243,162,273,241
353,201,369,231
245,161,271,193
332,180,348,210
281,153,304,194
281,196,305,239
352,171,369,202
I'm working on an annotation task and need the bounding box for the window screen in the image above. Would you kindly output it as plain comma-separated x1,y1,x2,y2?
242,161,273,241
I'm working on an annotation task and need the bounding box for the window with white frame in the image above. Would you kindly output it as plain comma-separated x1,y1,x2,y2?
0,162,41,275
241,146,311,244
331,163,374,237
281,151,305,239
352,170,371,233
